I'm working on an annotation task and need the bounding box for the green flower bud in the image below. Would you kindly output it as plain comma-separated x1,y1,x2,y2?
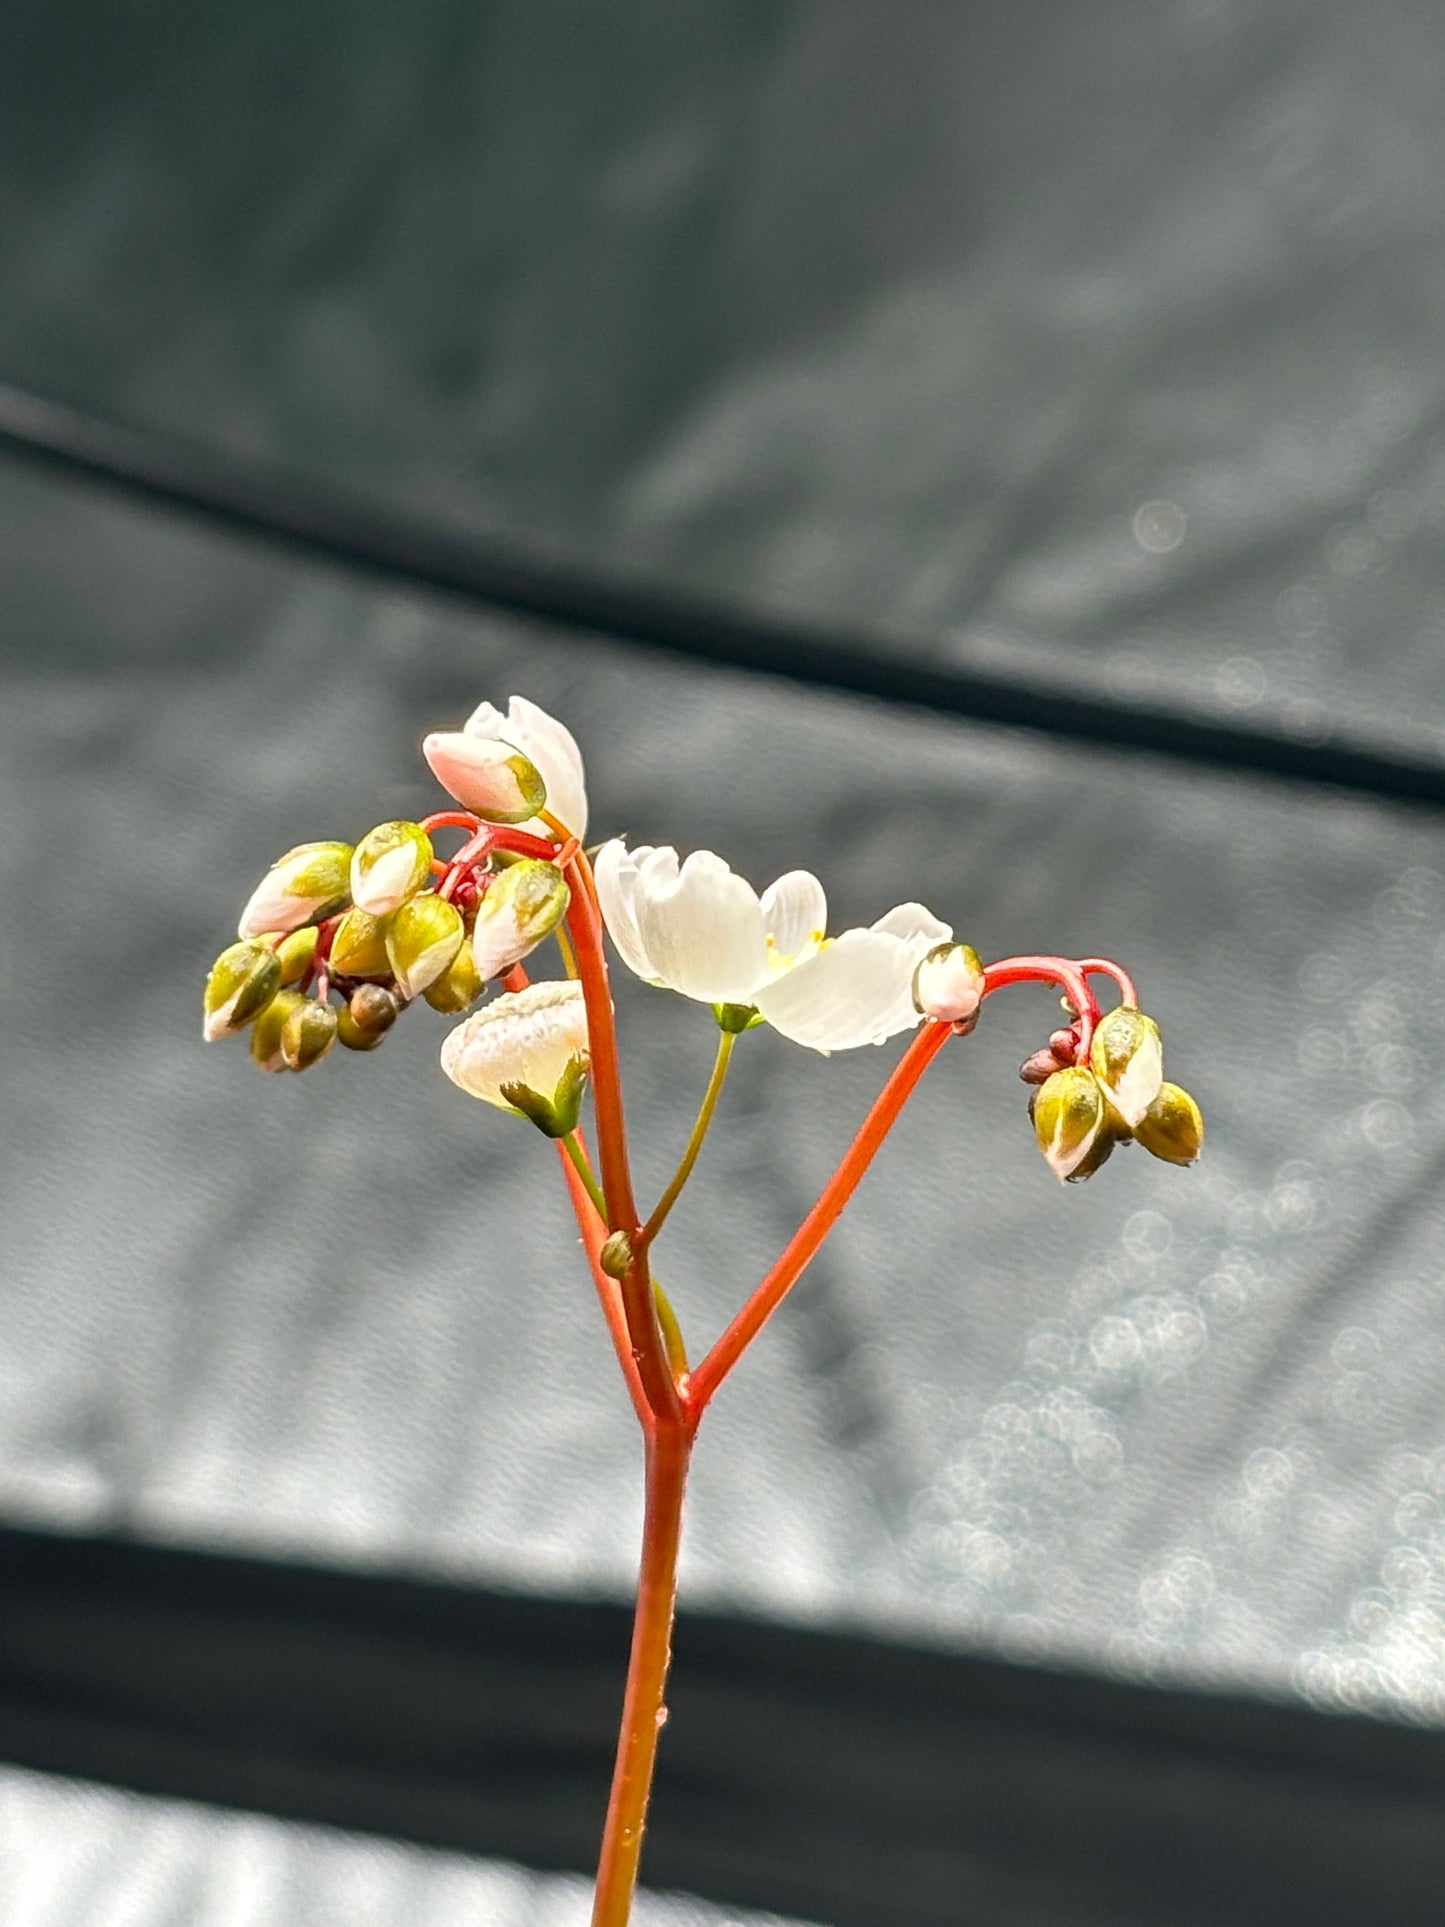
249,989,307,1072
348,984,400,1036
280,997,339,1071
386,893,465,1000
329,906,393,979
203,940,282,1041
237,842,352,939
713,1001,764,1034
423,944,485,1014
599,1230,634,1278
1088,1006,1164,1129
1134,1082,1204,1166
274,927,318,986
1033,1065,1111,1183
350,821,434,917
337,1006,386,1052
500,1052,589,1139
470,859,570,980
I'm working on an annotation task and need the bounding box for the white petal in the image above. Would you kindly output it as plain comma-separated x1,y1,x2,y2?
634,848,770,1004
463,695,588,838
352,843,421,917
754,929,924,1052
594,840,667,985
870,901,952,949
760,870,827,965
440,980,589,1112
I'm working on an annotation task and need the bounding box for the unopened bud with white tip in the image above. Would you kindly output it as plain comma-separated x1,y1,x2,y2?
470,859,570,980
1088,1006,1164,1129
350,821,434,918
386,893,465,999
1033,1066,1113,1183
913,942,986,1024
237,842,352,939
203,940,283,1041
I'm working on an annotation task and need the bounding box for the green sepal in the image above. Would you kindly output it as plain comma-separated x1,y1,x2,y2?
713,1002,764,1034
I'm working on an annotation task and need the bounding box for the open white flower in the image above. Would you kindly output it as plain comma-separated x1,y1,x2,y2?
594,840,951,1052
426,695,588,840
440,979,589,1114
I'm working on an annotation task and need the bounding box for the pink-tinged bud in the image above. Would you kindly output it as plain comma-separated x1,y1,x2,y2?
237,842,352,939
912,942,986,1024
422,733,547,825
1049,1027,1080,1061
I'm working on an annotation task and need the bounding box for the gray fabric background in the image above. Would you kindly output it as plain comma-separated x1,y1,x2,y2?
3,1,1445,1919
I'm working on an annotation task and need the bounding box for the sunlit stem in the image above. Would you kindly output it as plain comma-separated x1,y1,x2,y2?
687,1020,955,1412
641,1029,736,1249
555,919,580,980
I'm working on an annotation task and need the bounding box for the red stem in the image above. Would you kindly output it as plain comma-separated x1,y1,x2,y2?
556,1137,649,1426
1076,956,1138,1009
562,847,680,1427
687,1020,954,1412
590,1420,693,1927
982,955,1100,1060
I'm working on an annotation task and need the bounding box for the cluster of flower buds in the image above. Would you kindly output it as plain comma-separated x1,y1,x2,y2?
203,784,571,1078
1022,1004,1203,1182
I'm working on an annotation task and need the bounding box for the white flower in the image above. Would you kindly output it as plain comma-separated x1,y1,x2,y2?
594,840,951,1052
440,979,590,1114
435,696,588,839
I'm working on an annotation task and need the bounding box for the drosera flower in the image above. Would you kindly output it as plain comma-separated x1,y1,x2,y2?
594,840,951,1052
424,695,588,839
440,978,591,1131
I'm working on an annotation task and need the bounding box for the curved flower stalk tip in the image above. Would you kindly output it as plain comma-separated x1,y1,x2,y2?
424,695,588,839
594,839,951,1052
440,979,590,1117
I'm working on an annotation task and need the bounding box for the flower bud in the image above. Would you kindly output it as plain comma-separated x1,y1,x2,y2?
600,1231,634,1278
386,893,465,999
249,989,307,1072
348,984,400,1036
423,945,485,1014
337,1006,386,1052
1033,1066,1111,1183
1088,1006,1164,1129
280,997,339,1071
274,927,318,986
913,942,986,1023
237,842,352,939
203,940,282,1041
1019,1044,1069,1086
440,979,590,1119
350,821,434,918
422,732,547,824
470,859,570,980
1134,1082,1204,1167
329,906,393,979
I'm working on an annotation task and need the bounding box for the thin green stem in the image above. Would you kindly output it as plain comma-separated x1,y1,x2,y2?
562,1131,607,1219
642,1029,735,1248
